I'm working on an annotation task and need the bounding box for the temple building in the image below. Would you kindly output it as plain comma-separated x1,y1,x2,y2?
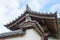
0,5,59,40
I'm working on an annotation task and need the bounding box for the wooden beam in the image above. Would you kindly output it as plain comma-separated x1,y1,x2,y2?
30,14,55,19
7,15,26,28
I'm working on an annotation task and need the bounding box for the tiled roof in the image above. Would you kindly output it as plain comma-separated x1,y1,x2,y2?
0,29,25,38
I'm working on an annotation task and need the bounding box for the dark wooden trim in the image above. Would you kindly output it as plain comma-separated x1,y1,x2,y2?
55,13,59,38
30,14,55,19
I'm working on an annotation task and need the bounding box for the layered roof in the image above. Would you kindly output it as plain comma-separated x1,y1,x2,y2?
0,20,44,38
4,5,58,38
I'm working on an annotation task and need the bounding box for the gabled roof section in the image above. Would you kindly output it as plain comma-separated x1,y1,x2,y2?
4,10,57,30
4,4,58,36
4,5,58,38
4,5,57,29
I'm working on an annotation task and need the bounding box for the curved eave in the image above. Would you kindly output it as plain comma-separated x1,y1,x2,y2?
4,11,57,28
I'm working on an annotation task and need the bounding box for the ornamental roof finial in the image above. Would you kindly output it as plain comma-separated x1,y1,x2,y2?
26,4,31,11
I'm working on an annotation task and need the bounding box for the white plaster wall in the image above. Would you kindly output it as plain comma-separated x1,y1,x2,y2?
4,29,41,40
48,37,58,40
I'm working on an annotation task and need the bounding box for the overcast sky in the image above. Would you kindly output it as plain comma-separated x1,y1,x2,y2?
0,0,60,33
